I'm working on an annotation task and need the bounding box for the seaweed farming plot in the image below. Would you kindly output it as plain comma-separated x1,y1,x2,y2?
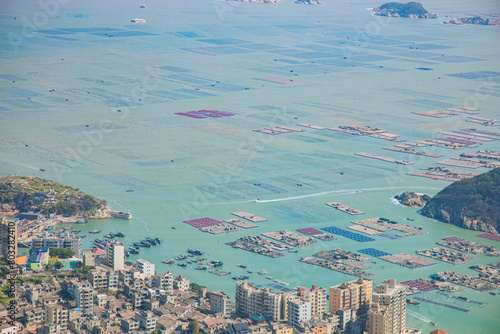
175,110,235,119
416,291,485,312
328,125,405,142
477,233,500,242
231,212,267,223
379,253,436,269
412,110,461,118
225,219,258,229
299,256,372,278
262,230,316,247
226,235,289,258
416,248,474,265
183,217,223,229
326,202,365,215
400,280,437,292
355,152,413,165
438,237,500,256
407,167,479,182
358,248,392,258
296,227,336,241
253,126,305,135
321,226,375,242
351,217,427,237
200,224,239,234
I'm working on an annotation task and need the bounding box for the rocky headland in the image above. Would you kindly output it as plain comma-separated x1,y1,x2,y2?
421,168,500,233
394,191,431,207
374,2,437,19
0,175,112,220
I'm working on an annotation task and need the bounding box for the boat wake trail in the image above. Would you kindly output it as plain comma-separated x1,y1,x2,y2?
254,186,441,203
407,309,432,323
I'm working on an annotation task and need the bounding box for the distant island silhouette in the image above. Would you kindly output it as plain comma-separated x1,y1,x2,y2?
373,2,437,19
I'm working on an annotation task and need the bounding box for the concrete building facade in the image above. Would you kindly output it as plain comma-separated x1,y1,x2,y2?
367,278,407,334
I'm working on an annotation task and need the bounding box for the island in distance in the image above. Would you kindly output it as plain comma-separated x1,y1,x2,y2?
421,168,500,234
443,16,500,26
373,2,437,19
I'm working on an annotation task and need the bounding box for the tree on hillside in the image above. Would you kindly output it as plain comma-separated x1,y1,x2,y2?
188,320,199,334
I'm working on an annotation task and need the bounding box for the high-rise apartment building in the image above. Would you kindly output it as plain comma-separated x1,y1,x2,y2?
366,278,407,334
329,278,372,313
287,299,311,328
297,285,327,316
106,241,124,271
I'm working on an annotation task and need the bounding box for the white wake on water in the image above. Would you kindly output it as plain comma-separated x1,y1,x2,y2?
253,186,441,203
407,309,432,323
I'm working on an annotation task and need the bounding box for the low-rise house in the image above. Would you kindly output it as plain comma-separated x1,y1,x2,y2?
155,315,181,333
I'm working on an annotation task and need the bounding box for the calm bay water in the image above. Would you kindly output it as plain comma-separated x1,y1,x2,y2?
1,0,500,332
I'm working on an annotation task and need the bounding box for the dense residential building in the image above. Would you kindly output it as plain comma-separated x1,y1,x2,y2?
151,272,174,294
235,281,288,322
0,218,17,258
367,279,407,334
106,241,124,271
44,304,68,329
0,323,18,334
88,269,119,290
209,291,233,317
23,307,45,325
31,232,81,256
287,299,311,328
71,281,93,314
329,278,373,314
136,258,155,277
173,275,190,291
297,285,327,316
135,310,156,331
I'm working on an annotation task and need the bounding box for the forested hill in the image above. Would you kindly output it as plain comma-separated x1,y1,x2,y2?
421,168,500,233
0,175,106,217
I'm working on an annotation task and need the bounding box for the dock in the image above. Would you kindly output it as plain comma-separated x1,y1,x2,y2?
355,152,413,165
326,202,364,215
412,110,460,118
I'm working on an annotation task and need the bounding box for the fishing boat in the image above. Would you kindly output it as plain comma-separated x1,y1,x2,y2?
109,209,132,220
258,270,267,275
406,299,420,305
176,255,188,261
237,264,247,268
187,249,204,255
430,322,436,326
163,259,174,264
115,232,125,237
212,260,223,267
178,263,187,267
89,230,101,234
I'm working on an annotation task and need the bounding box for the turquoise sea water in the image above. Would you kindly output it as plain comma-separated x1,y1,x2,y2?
1,0,500,332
